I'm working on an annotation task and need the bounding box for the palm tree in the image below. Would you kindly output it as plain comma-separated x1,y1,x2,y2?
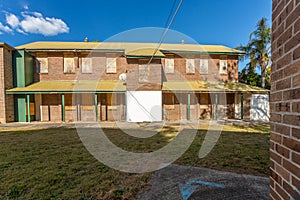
237,18,271,88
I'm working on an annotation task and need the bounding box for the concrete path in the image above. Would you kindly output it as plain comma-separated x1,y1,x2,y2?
137,164,269,200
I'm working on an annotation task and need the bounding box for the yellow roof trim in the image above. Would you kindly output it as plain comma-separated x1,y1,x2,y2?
162,81,269,92
126,48,165,57
6,80,126,93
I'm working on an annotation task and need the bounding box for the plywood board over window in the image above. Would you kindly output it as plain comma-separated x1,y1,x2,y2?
186,59,195,74
81,93,93,110
106,57,117,73
64,57,75,73
199,59,209,74
164,93,175,109
36,57,48,74
219,56,228,74
65,94,76,111
164,58,174,73
139,64,149,82
107,93,117,110
81,57,92,73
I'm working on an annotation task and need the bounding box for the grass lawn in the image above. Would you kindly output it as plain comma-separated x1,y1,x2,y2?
0,124,269,199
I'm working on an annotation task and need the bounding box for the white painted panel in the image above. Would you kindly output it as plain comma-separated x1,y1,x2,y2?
234,93,241,119
250,94,270,121
126,91,162,122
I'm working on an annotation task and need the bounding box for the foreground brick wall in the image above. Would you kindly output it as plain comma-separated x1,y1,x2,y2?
270,0,300,199
0,44,14,123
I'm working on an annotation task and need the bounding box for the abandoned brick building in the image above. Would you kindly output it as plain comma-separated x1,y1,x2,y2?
0,41,268,123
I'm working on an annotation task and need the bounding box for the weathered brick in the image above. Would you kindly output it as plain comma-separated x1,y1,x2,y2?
292,73,300,87
276,163,291,182
275,102,290,112
276,143,290,159
277,52,292,69
292,176,300,191
270,168,283,184
270,91,282,102
282,114,300,126
285,31,300,53
270,150,282,164
283,60,300,77
283,88,300,101
283,159,300,178
282,180,299,199
291,152,300,166
293,45,300,61
276,77,291,90
292,127,300,139
270,113,282,123
275,182,290,199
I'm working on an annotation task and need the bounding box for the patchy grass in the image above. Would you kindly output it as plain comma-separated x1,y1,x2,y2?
0,124,269,199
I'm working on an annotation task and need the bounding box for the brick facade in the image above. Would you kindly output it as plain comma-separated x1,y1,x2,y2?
271,0,300,199
0,44,14,123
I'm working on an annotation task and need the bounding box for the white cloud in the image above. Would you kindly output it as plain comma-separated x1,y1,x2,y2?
2,11,69,36
20,12,69,36
0,22,12,33
24,5,29,10
6,13,20,29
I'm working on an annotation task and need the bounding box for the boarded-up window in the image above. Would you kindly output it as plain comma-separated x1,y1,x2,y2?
164,93,175,109
107,93,117,110
139,64,148,82
219,56,228,74
36,57,48,73
64,57,75,73
164,58,174,73
65,94,75,111
186,59,195,74
106,57,117,73
82,57,92,73
199,59,209,74
82,94,93,110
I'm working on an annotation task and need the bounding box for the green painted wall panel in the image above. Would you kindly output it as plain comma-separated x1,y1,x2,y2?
15,95,26,122
13,50,34,88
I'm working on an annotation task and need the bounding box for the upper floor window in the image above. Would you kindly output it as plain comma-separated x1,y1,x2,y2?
36,57,48,74
219,55,228,74
106,57,117,73
199,58,209,74
164,58,174,73
139,64,148,82
186,59,195,74
81,57,92,74
64,56,75,74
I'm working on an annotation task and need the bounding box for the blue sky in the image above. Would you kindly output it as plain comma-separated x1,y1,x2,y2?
0,0,271,70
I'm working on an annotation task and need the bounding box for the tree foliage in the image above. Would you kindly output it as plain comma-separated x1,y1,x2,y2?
237,18,271,88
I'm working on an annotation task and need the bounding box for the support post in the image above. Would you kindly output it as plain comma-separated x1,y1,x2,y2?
94,93,98,122
26,94,30,123
240,93,244,120
215,93,219,120
187,93,191,120
61,94,65,122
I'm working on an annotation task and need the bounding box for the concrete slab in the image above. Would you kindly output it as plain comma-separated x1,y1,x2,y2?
138,164,269,200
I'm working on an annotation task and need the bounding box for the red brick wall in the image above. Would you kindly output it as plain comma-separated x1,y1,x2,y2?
33,52,238,83
270,0,300,199
0,45,14,123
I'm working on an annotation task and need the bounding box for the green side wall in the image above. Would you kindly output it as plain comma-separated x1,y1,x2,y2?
13,50,35,122
13,50,34,88
15,95,26,122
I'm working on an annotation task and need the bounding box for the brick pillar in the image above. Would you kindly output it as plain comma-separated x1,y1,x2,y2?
0,43,14,123
270,0,300,199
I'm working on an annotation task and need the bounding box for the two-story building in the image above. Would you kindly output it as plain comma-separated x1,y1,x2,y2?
0,41,268,123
